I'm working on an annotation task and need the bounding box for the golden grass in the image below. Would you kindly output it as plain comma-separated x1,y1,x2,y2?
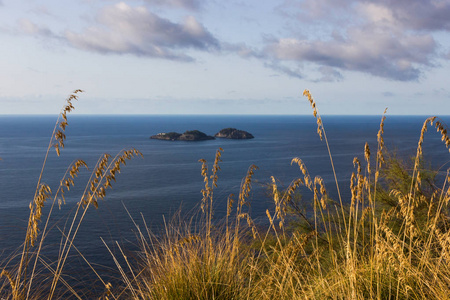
111,90,450,300
0,91,142,299
2,89,450,299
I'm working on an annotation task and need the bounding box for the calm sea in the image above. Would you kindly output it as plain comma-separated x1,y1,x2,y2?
0,115,449,289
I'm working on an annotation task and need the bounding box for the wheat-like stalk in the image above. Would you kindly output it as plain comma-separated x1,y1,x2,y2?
199,158,211,214
231,164,258,259
47,148,142,299
376,108,388,171
7,87,450,299
0,270,16,294
53,90,82,156
291,157,312,190
12,90,83,299
27,184,52,247
364,142,371,175
0,90,147,299
303,90,346,233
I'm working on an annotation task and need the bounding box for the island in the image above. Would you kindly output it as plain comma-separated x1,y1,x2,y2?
150,130,215,141
214,128,254,139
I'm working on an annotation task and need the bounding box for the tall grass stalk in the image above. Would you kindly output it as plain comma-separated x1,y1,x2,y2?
3,89,450,299
1,91,142,299
112,91,450,299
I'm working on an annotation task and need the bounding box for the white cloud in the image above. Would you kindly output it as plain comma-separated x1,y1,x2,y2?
64,3,219,60
357,2,396,25
266,27,436,81
9,0,450,82
15,2,219,61
314,66,343,82
289,0,450,31
264,61,303,79
18,19,58,39
268,0,446,81
143,0,202,10
375,0,450,31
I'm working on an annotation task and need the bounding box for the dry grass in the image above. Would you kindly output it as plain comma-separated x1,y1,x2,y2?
112,90,450,300
0,91,142,299
2,89,450,299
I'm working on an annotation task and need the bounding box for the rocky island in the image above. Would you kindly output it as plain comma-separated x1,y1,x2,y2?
150,130,215,141
214,128,254,139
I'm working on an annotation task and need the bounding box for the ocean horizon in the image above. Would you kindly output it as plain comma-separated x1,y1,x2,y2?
1,114,449,287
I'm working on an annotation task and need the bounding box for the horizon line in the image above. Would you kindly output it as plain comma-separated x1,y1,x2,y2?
0,113,449,117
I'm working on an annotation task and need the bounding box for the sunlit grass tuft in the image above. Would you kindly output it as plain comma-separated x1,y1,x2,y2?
0,91,142,299
2,89,450,299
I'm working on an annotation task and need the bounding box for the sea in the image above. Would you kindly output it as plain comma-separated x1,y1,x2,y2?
0,114,449,292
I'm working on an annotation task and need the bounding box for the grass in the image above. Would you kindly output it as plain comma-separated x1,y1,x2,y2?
2,89,450,299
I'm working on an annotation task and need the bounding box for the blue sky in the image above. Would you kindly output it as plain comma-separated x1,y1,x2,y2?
0,0,449,115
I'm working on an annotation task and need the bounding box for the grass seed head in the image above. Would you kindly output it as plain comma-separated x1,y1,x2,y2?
211,147,223,188
353,157,361,175
0,269,16,291
28,184,52,246
81,149,141,208
291,157,312,190
303,89,323,140
238,164,258,206
227,194,234,217
350,172,357,206
364,142,371,174
198,158,210,213
377,111,387,169
314,176,327,209
52,90,83,156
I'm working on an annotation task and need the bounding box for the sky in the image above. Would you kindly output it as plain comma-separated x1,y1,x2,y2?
0,0,449,115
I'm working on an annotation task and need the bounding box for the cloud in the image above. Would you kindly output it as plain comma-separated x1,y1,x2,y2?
370,0,450,31
14,3,219,61
221,42,264,59
275,0,354,27
18,19,59,39
266,28,435,81
30,5,53,17
268,0,445,81
264,61,303,79
143,0,202,10
382,91,395,97
64,3,219,60
314,66,343,82
432,88,450,97
287,0,450,31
